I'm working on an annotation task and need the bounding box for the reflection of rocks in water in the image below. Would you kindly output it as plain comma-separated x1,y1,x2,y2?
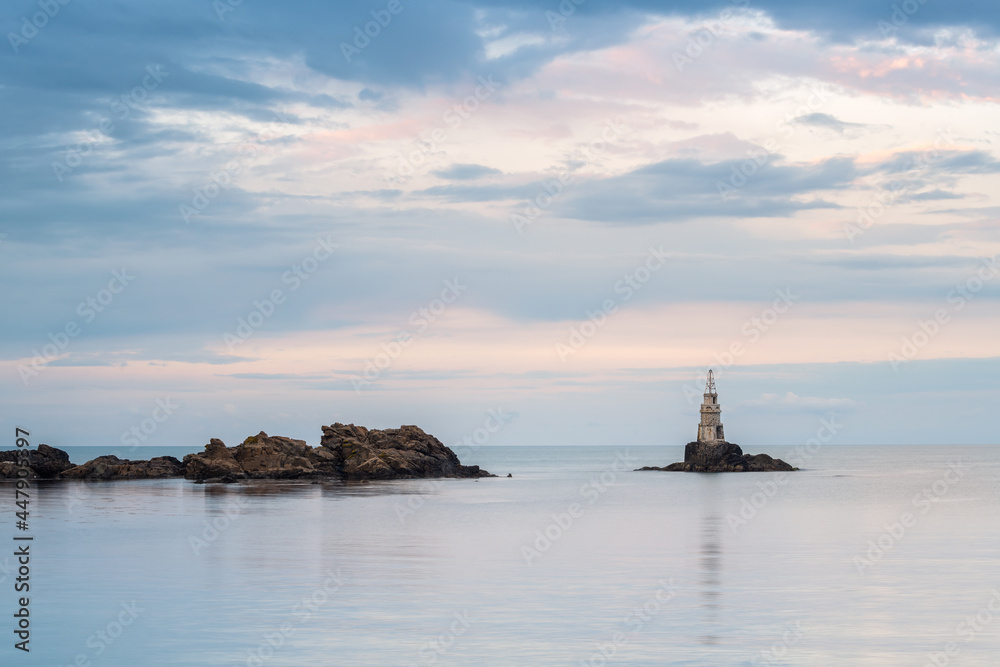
196,477,447,501
699,513,723,646
200,479,329,499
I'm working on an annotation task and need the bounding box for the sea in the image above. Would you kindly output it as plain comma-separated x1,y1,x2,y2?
2,444,999,666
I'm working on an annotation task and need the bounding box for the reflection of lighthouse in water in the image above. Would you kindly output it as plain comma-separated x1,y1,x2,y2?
697,370,725,444
698,477,724,646
699,512,723,645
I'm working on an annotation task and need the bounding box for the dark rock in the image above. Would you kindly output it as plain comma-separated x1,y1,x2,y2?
2,423,492,484
507,473,512,478
231,432,335,479
183,438,246,481
0,444,74,479
183,431,337,481
684,440,746,470
320,423,493,481
741,453,797,472
183,432,334,481
181,424,492,482
61,455,184,480
637,441,797,473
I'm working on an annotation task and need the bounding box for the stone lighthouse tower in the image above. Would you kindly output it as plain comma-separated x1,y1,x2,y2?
697,370,725,444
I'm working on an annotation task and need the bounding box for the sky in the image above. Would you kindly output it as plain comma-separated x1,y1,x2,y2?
2,0,999,450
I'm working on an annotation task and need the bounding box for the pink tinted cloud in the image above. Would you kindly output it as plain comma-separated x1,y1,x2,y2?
525,15,1000,106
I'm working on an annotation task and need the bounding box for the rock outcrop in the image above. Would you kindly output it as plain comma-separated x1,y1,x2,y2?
179,424,493,481
320,423,492,481
637,441,797,473
61,455,184,480
182,432,343,481
0,424,492,483
0,444,74,479
180,425,493,481
181,438,245,480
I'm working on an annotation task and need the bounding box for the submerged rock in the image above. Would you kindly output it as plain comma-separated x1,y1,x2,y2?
0,444,74,479
637,441,797,473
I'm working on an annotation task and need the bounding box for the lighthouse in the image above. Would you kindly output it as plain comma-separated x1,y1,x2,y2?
634,368,797,471
697,370,725,444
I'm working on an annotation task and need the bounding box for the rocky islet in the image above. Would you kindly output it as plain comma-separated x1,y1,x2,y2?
2,423,493,482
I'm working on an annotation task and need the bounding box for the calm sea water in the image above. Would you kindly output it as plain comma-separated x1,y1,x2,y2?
2,445,999,666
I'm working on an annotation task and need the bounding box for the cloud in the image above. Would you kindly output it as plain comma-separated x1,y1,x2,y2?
431,163,503,180
908,189,964,201
876,149,1000,176
223,373,303,380
857,149,1000,203
470,0,1000,43
416,181,536,202
792,112,869,134
741,392,858,411
556,156,854,223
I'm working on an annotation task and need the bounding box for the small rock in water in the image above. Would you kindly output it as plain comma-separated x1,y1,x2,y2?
637,441,797,473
